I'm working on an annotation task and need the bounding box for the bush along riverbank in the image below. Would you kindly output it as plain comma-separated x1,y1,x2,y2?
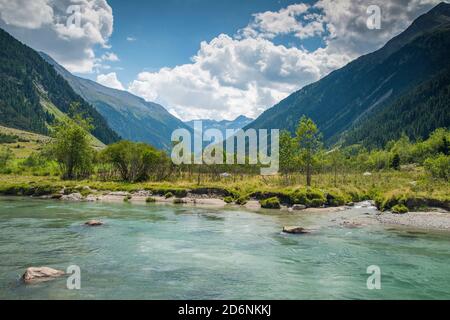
0,174,448,212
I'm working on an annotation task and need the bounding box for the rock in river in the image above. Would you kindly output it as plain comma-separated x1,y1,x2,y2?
340,221,362,228
283,226,309,234
85,220,104,226
61,193,83,201
292,204,307,211
22,267,65,284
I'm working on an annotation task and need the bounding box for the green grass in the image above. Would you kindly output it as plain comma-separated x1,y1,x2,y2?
41,100,105,150
223,196,234,204
392,204,409,214
0,168,448,211
0,124,104,162
260,197,281,209
0,125,49,159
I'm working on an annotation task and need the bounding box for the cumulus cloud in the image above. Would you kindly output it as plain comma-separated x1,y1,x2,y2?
238,3,325,40
129,34,347,120
0,0,53,29
315,0,441,57
97,72,124,90
129,0,441,121
0,0,114,73
101,52,119,61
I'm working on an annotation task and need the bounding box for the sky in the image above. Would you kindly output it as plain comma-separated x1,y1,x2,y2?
0,0,443,121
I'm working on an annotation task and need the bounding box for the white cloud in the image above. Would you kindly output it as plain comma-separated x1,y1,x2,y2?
129,34,348,120
129,0,442,121
126,36,137,41
101,52,119,61
97,72,124,90
0,0,53,29
238,3,324,40
315,0,441,57
0,0,114,73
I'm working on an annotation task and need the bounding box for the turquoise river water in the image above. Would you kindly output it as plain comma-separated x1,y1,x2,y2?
0,197,449,299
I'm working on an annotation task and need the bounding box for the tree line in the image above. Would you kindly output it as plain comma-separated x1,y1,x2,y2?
1,104,449,184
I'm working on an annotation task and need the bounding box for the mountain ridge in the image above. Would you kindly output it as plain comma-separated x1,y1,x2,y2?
40,52,191,151
244,2,450,148
185,115,254,135
0,28,120,144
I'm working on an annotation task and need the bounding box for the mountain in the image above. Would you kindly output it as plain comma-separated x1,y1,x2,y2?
245,2,450,148
40,53,191,151
185,115,254,140
0,28,119,145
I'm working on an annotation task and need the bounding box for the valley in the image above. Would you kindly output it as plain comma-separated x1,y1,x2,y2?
0,0,449,301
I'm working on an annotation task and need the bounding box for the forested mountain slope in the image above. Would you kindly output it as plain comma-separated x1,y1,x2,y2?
0,28,119,144
41,53,191,151
245,2,450,148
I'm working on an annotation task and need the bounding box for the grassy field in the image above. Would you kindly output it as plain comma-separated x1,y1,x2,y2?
0,125,104,160
0,125,50,158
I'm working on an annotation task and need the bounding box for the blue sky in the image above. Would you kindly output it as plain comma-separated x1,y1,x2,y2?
0,0,441,120
102,0,319,84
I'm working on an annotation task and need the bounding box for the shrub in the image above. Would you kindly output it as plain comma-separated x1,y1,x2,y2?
22,153,40,167
260,197,281,209
289,188,326,207
326,191,347,206
223,196,234,204
32,185,58,196
309,198,325,208
0,147,13,168
235,195,249,205
424,155,450,180
80,188,92,197
392,204,409,214
0,133,18,144
165,192,174,199
290,189,308,205
100,140,170,182
379,194,408,211
146,197,156,203
173,189,188,198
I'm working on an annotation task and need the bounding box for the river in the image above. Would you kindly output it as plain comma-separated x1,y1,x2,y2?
0,197,449,299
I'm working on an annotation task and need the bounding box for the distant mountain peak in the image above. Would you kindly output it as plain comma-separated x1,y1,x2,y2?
185,115,254,142
233,115,254,122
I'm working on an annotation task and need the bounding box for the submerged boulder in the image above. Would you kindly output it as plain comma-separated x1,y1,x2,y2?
22,267,65,284
340,221,362,228
85,220,103,226
283,226,310,234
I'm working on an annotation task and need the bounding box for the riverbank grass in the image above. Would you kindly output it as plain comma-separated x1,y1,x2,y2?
0,171,448,211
